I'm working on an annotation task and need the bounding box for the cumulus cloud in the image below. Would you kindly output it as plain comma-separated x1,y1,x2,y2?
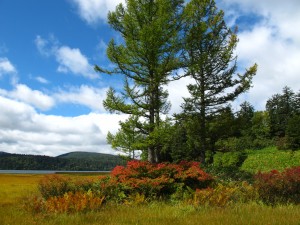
216,0,300,110
56,46,98,79
220,0,300,42
69,0,125,24
0,84,55,111
0,95,127,156
54,85,108,112
34,35,98,79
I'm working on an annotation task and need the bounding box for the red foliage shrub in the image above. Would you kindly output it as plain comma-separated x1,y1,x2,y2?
108,160,213,199
254,166,300,204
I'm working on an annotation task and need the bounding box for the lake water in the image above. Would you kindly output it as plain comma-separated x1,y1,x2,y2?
0,170,109,174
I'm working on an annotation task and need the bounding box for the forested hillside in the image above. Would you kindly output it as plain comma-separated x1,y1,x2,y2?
0,152,125,171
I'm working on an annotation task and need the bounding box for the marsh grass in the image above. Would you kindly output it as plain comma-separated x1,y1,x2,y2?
1,174,300,225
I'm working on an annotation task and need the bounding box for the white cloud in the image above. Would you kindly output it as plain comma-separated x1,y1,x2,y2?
0,95,127,156
216,0,300,110
54,85,108,112
69,0,125,24
0,57,17,76
0,84,55,111
35,35,98,79
235,24,300,110
220,0,300,43
56,46,98,79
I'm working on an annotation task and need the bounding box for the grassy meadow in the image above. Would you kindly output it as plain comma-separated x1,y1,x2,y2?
1,172,300,225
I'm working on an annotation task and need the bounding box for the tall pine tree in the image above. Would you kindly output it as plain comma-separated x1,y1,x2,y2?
95,0,184,163
181,0,257,161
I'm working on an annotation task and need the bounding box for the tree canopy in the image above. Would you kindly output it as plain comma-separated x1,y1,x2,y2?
96,0,258,163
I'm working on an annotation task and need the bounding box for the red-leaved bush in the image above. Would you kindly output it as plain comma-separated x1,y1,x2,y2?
102,160,213,201
254,166,300,204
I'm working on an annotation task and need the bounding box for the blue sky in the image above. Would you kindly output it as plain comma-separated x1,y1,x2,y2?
0,0,299,156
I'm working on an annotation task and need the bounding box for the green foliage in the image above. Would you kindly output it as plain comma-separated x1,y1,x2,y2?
215,137,248,152
241,147,300,173
207,151,252,182
107,116,145,159
254,166,300,205
213,151,247,168
286,114,300,150
250,111,271,147
266,86,300,138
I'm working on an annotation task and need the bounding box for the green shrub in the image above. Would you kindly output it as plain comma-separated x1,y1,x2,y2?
241,147,300,173
213,151,247,168
215,137,247,152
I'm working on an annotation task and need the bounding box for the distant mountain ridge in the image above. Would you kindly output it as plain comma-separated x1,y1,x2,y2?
0,151,125,171
57,151,119,160
0,151,10,155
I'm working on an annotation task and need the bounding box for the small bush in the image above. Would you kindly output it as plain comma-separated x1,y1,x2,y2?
254,166,300,204
190,182,257,207
45,191,105,213
38,175,95,199
28,191,105,214
39,175,72,199
213,151,247,168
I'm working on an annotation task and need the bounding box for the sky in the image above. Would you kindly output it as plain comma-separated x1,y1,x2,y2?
0,0,299,156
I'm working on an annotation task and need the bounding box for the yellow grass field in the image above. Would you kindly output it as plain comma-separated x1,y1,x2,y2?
1,173,300,225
